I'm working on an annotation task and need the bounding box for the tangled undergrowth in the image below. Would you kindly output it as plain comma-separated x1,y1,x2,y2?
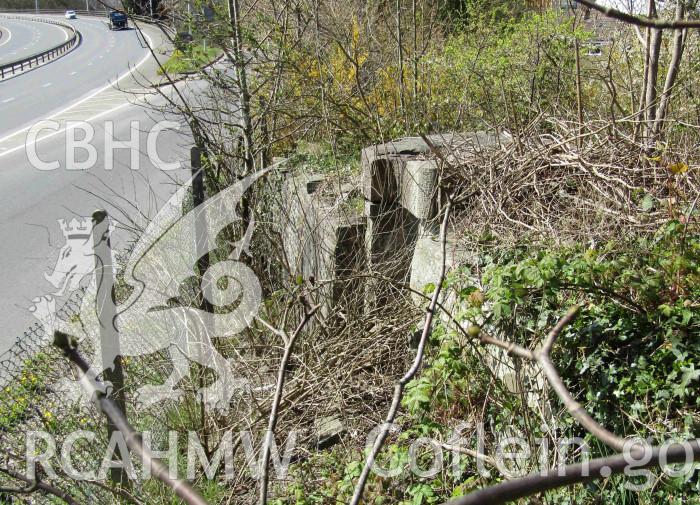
265,121,700,504
439,118,700,247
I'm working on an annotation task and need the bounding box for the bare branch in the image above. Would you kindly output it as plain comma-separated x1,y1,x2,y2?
0,467,79,505
473,306,627,452
574,0,700,29
349,196,453,505
441,307,700,504
259,299,320,505
540,305,580,355
444,439,700,505
53,331,210,505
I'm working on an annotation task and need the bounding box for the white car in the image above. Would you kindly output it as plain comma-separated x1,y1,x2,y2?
65,10,77,19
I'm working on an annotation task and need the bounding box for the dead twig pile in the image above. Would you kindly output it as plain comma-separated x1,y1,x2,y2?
439,118,700,245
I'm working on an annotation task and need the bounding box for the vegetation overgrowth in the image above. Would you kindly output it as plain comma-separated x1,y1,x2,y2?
2,1,700,503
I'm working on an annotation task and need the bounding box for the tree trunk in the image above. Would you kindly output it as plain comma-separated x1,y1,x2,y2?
634,0,655,142
574,38,583,146
644,27,662,135
654,1,686,138
396,0,407,128
227,0,255,227
643,0,662,142
228,0,255,177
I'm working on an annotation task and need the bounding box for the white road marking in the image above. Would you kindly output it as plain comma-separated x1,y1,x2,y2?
2,99,136,158
0,25,12,48
0,31,156,158
42,82,52,87
70,71,77,75
2,98,15,103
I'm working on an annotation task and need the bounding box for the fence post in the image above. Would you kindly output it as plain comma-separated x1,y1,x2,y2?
91,209,129,489
190,147,214,456
190,147,213,311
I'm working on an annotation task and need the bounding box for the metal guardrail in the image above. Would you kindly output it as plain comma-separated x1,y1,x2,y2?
0,15,80,79
1,8,107,13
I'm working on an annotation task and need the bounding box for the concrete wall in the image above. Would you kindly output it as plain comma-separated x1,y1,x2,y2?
279,132,509,310
278,131,550,434
360,133,547,415
361,133,505,298
280,172,366,320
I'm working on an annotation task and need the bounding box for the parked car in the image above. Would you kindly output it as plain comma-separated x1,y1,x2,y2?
64,10,77,19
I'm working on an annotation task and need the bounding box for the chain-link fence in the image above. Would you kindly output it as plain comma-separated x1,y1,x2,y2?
0,291,82,386
0,290,159,504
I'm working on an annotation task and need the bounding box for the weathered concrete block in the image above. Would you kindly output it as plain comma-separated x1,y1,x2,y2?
409,235,452,296
280,173,366,318
362,157,397,203
314,414,346,450
400,160,437,221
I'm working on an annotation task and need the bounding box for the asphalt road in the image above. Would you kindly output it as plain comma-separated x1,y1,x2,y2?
0,17,150,138
0,16,192,355
0,16,70,66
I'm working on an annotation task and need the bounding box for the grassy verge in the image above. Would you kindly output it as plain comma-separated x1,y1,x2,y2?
159,45,221,75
